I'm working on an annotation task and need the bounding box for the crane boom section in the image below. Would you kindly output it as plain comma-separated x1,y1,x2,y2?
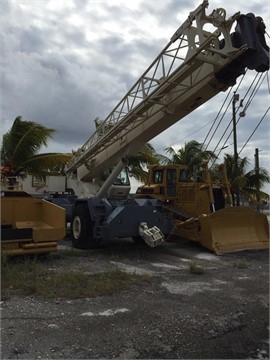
66,0,268,182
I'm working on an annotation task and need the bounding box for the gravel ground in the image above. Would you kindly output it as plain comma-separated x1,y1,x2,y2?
1,237,269,359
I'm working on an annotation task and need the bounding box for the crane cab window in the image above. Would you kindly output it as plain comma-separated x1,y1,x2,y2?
103,168,130,186
113,168,130,186
179,169,188,181
167,169,176,184
166,169,177,197
153,169,163,184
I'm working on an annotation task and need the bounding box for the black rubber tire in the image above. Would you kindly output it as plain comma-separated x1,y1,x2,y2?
71,204,100,249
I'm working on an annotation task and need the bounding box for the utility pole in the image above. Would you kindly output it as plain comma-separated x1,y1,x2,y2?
254,148,260,211
232,92,240,206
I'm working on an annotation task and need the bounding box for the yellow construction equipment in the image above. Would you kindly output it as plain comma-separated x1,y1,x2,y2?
1,190,66,256
136,163,269,255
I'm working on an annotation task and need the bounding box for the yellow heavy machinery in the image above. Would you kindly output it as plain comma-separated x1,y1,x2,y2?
136,163,269,254
1,188,66,256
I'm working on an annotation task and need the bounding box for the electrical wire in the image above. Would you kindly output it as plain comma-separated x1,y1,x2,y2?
239,106,270,155
203,72,246,150
220,72,266,151
208,71,268,168
210,72,262,155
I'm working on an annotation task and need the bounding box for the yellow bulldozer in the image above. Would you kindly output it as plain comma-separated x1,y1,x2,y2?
136,163,269,255
1,178,66,256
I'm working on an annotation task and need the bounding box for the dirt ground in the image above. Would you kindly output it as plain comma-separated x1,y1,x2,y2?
1,236,269,360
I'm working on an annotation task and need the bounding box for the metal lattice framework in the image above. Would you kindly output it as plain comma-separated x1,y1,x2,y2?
66,0,244,174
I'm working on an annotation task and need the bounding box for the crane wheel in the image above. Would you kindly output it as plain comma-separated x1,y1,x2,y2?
71,204,100,249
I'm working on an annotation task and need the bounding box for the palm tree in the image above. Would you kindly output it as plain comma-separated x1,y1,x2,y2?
160,140,217,181
223,153,269,206
163,140,217,166
126,143,159,183
1,116,72,188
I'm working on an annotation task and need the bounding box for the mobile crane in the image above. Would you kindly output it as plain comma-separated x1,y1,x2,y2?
62,0,269,250
3,1,268,255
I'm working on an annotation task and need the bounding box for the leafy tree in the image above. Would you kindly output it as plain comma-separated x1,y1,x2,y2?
1,116,72,187
162,140,217,166
126,143,159,182
223,153,269,206
160,140,217,180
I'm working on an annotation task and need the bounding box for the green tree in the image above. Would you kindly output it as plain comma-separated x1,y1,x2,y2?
161,140,217,179
1,116,72,187
223,153,269,206
126,143,159,182
162,140,217,166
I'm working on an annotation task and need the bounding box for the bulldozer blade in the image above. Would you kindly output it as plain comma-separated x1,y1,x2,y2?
198,206,269,255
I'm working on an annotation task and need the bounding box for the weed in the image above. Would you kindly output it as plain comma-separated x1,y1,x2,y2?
233,260,249,269
1,256,152,300
189,261,204,274
1,255,41,299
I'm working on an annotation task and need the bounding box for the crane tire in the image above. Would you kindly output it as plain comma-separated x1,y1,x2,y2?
71,203,100,249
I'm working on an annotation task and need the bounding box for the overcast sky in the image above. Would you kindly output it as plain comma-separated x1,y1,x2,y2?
1,0,269,189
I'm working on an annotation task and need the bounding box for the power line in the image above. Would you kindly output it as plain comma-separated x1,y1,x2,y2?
239,107,270,155
203,71,246,150
218,72,267,155
210,72,262,156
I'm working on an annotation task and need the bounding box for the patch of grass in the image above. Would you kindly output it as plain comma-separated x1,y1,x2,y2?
188,261,204,274
1,255,41,299
233,260,249,269
1,255,152,300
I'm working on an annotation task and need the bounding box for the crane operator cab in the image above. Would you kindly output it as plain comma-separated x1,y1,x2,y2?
105,167,131,201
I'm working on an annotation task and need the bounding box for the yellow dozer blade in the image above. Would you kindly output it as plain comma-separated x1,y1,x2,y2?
198,206,269,255
1,191,66,256
173,206,269,255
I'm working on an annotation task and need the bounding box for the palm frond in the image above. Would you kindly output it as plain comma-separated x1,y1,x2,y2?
1,117,56,167
164,140,217,167
12,117,56,161
1,117,72,181
22,153,72,180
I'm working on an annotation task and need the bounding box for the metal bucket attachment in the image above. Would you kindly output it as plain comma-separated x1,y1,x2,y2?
198,206,269,255
139,222,165,247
